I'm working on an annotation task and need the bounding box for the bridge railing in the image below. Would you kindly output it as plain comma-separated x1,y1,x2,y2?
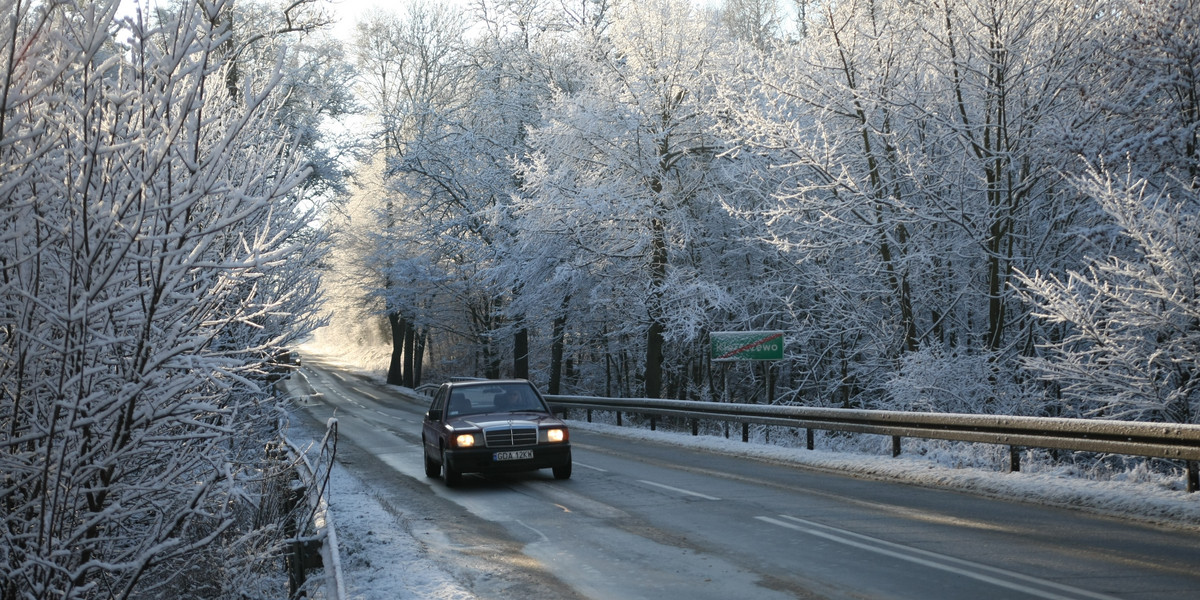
545,394,1200,492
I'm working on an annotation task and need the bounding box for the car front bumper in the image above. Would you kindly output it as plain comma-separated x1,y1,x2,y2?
444,444,571,474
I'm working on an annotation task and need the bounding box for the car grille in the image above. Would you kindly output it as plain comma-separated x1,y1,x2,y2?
485,426,537,448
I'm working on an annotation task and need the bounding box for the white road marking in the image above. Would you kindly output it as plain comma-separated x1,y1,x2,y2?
516,520,550,543
377,409,408,421
637,480,721,501
574,462,608,472
757,515,1123,600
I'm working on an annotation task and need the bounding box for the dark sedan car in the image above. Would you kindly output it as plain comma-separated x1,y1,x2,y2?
422,379,572,486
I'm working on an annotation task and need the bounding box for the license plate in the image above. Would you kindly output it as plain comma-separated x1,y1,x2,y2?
494,449,534,461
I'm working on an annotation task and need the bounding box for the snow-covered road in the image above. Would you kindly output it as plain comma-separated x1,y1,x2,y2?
285,357,1200,599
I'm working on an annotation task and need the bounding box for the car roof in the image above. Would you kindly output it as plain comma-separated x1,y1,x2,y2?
446,379,534,388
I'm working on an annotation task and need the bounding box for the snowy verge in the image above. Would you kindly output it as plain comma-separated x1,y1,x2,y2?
287,412,477,600
314,461,478,600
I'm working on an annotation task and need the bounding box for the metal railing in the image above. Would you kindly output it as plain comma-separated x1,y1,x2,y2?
284,428,345,600
545,394,1200,492
280,370,346,600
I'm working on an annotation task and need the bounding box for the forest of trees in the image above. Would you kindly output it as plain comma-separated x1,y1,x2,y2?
324,0,1199,427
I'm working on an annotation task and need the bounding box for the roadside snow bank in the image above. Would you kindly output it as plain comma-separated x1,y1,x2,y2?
313,459,479,600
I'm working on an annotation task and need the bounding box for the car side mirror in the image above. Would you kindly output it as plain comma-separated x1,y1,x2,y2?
426,409,442,421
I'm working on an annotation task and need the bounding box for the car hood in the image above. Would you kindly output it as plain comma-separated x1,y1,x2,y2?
448,412,564,429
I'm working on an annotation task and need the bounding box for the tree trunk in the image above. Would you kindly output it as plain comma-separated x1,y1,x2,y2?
387,312,407,386
645,320,665,398
548,295,571,394
549,315,567,394
483,340,501,379
414,328,426,387
514,326,529,380
644,202,669,398
402,317,416,388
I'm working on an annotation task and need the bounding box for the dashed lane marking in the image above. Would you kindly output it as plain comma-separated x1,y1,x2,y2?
637,480,721,501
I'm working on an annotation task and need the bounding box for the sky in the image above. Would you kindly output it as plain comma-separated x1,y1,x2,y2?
326,0,385,40
326,0,486,41
114,0,424,41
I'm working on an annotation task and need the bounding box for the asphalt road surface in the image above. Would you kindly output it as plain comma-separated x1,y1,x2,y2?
286,357,1200,600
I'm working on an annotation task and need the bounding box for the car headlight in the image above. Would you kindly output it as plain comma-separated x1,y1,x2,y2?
545,428,567,443
455,433,477,448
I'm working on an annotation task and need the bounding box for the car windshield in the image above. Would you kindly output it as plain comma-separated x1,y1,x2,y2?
445,383,547,418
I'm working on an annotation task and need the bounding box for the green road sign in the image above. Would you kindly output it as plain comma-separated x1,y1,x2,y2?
711,331,785,361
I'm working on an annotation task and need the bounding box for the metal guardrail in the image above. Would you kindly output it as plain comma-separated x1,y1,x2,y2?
279,370,346,600
284,428,345,600
545,394,1200,492
415,378,486,397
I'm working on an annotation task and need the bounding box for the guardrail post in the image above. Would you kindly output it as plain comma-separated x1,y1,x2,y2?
285,482,306,597
806,429,814,450
692,419,698,436
1009,446,1021,473
891,436,902,457
1187,461,1198,493
650,416,657,431
742,422,749,443
616,411,622,426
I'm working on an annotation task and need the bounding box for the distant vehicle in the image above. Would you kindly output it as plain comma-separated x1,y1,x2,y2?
422,379,572,486
260,348,300,382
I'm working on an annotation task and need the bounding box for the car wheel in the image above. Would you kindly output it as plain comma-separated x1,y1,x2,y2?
442,448,461,487
552,462,572,480
423,442,440,478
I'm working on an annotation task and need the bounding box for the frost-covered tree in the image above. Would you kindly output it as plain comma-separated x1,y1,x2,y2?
320,0,1197,428
0,0,329,597
1080,0,1200,187
1018,168,1200,424
352,2,473,385
719,0,784,50
232,0,357,195
518,0,736,398
720,0,1101,409
348,0,610,385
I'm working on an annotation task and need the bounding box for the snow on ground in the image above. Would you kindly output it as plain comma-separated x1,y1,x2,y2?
287,410,478,600
317,459,477,600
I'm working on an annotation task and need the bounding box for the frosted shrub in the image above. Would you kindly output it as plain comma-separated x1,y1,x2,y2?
884,346,1042,415
0,1,329,598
